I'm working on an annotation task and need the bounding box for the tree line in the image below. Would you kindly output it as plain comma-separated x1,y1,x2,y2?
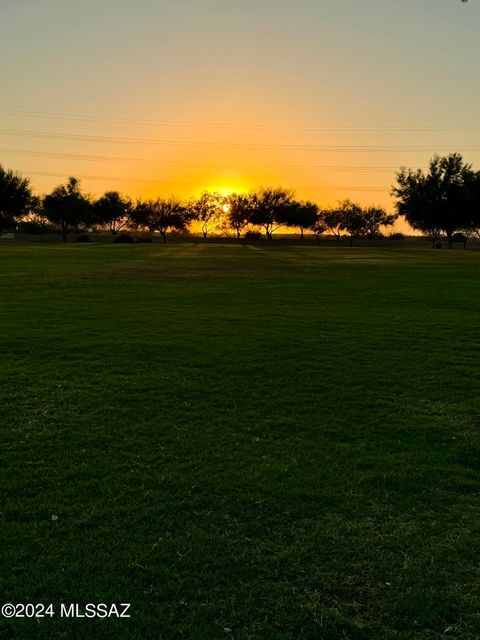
1,153,480,246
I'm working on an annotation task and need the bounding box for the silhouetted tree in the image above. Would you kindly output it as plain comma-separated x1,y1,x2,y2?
337,199,366,246
311,214,327,246
189,191,224,238
0,164,35,233
16,196,58,234
452,232,469,249
392,154,473,248
225,193,251,239
94,191,133,234
279,200,318,239
464,171,480,239
132,197,190,242
393,167,442,247
42,177,94,241
248,187,295,239
362,206,397,239
318,208,343,240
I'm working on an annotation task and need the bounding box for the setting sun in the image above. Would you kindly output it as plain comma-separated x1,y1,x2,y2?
203,184,249,198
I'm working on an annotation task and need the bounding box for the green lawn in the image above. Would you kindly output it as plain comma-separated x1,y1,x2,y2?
1,241,480,639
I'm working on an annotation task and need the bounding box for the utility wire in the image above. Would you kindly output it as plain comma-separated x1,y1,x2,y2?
2,128,480,152
2,108,480,133
0,147,398,172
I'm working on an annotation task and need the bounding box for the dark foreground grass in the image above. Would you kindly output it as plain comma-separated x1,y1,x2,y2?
1,242,480,639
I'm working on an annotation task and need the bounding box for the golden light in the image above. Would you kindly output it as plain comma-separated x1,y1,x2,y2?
203,181,249,198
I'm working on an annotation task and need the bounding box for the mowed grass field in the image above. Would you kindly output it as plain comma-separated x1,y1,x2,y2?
1,241,480,640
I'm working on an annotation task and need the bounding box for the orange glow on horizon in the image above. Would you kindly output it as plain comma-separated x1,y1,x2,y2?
202,183,250,198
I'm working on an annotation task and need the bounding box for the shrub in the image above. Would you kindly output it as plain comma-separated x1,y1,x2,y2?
136,236,153,243
114,234,134,244
388,232,405,240
75,234,90,243
17,220,59,234
244,230,262,240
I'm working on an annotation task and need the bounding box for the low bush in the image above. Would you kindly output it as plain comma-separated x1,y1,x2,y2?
17,220,59,234
114,234,134,244
136,236,153,243
75,234,90,243
244,230,262,240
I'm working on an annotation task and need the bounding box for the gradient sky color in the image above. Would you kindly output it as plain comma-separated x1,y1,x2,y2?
1,0,480,228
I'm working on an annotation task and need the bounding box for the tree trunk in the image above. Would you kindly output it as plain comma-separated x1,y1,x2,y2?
161,231,167,242
349,237,353,247
300,228,304,240
315,234,320,246
447,233,453,249
236,229,240,240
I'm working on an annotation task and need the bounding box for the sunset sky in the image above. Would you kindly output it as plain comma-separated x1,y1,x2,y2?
1,0,480,228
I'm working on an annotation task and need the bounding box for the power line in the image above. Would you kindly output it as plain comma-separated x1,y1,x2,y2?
2,128,480,152
0,146,398,172
2,108,480,133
